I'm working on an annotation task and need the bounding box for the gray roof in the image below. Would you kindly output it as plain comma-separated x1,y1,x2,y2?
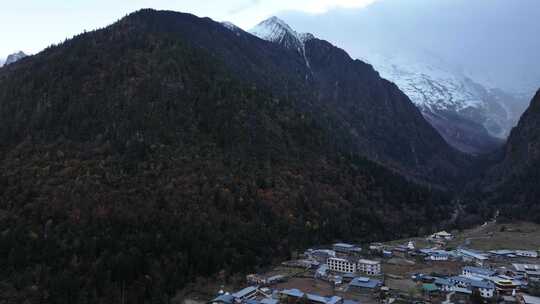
489,250,515,255
523,295,540,304
260,299,278,304
232,286,258,299
458,249,488,260
463,266,496,276
470,280,495,289
349,277,382,289
454,287,472,294
449,276,494,290
434,277,452,286
334,243,355,248
211,294,235,304
513,264,540,272
280,289,342,304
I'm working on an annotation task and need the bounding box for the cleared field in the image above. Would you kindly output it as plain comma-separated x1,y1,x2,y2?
383,260,463,278
448,221,540,251
273,277,335,296
385,278,416,292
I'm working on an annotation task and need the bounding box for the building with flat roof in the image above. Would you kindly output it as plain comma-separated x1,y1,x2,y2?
327,257,357,273
357,259,381,275
333,243,362,254
348,277,382,294
513,264,540,280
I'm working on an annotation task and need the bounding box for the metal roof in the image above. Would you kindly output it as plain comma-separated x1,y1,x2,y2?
463,266,496,276
434,277,452,286
280,289,342,304
260,299,278,304
349,277,382,289
458,249,488,260
522,295,540,304
358,259,380,265
211,294,235,304
450,276,494,289
333,243,355,248
232,286,258,299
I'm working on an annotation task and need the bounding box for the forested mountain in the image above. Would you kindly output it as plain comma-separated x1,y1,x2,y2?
481,90,540,222
0,9,461,303
248,16,475,184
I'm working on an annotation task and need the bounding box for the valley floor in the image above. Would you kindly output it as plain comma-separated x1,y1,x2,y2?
184,221,540,304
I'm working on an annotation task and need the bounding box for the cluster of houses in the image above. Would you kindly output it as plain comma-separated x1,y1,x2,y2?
302,243,384,295
416,264,540,300
306,243,382,278
210,286,360,304
213,236,540,304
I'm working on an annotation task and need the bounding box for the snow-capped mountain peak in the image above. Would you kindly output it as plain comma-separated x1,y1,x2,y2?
250,16,314,68
221,21,243,35
4,51,27,66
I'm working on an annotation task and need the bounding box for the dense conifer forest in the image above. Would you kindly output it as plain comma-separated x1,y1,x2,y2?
0,10,464,303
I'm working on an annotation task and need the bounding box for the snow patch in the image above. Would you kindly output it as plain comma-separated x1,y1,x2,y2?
249,16,315,69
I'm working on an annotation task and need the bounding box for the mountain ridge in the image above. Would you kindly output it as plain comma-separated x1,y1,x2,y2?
478,89,540,222
3,51,27,66
0,9,462,303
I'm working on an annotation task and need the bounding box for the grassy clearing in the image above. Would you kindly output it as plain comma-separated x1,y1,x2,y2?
457,221,540,251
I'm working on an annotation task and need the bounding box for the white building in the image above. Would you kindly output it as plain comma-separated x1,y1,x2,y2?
431,231,453,240
428,252,449,261
357,259,381,275
449,276,495,299
327,257,357,273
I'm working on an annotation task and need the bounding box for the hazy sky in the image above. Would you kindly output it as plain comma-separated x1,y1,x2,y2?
280,0,540,93
0,0,377,56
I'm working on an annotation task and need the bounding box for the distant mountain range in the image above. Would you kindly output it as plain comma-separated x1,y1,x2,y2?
362,52,528,154
278,0,539,154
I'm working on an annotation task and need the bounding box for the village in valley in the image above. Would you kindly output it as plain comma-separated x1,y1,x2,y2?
205,222,540,304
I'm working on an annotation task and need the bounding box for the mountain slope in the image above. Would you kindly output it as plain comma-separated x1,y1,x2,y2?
362,52,517,154
0,9,458,303
279,0,537,154
1,12,471,185
481,89,540,222
248,16,471,184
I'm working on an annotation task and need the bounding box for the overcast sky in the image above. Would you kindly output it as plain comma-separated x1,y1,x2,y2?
0,0,377,56
2,0,538,93
280,0,540,93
